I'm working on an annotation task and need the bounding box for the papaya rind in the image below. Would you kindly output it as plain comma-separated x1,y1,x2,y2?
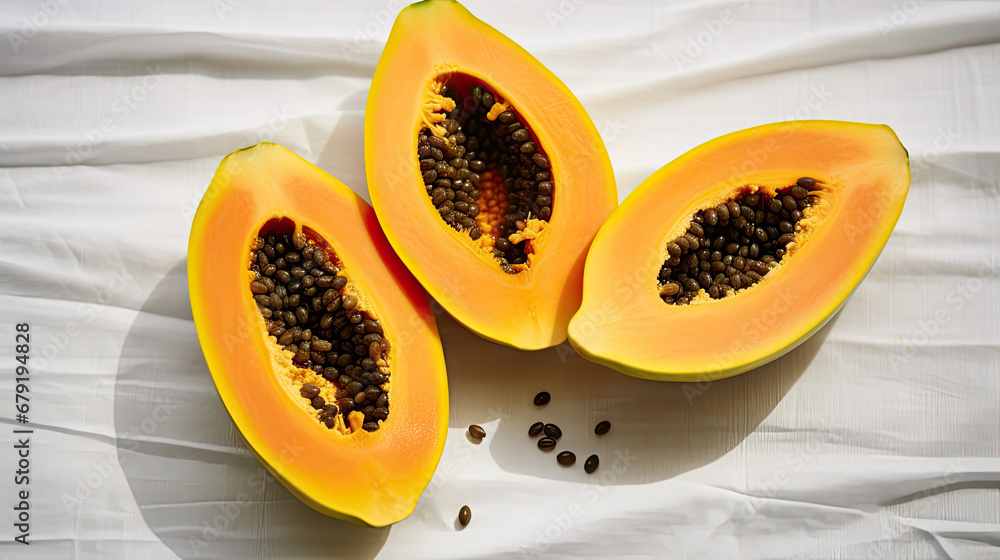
188,143,448,526
365,0,617,350
569,121,910,381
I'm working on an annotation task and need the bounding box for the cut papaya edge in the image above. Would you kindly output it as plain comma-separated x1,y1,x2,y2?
568,120,910,381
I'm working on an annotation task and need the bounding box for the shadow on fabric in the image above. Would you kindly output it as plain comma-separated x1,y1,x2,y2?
114,260,389,560
114,255,832,558
309,76,828,486
439,307,834,484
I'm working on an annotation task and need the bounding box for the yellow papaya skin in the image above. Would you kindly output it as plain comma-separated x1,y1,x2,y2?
365,0,617,350
569,121,910,381
188,143,448,526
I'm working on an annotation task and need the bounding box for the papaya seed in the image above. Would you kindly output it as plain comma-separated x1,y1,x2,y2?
657,183,816,305
249,225,391,433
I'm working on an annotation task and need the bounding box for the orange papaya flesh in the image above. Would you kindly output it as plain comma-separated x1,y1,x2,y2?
366,0,617,350
188,143,448,527
569,121,910,381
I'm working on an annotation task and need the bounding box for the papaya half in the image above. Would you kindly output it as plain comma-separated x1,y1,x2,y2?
188,143,448,526
569,121,909,381
365,0,617,350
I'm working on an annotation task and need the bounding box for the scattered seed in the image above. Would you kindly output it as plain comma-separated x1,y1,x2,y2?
556,451,576,466
528,422,544,437
468,424,486,439
594,421,611,435
533,391,550,406
543,423,562,439
584,454,599,473
537,437,557,451
458,505,472,527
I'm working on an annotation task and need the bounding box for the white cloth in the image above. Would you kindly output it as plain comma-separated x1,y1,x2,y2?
1,1,999,558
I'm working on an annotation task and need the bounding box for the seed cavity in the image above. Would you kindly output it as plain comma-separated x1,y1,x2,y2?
249,221,390,434
657,178,820,305
418,69,553,274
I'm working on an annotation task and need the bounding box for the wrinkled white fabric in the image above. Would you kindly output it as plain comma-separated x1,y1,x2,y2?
0,1,998,559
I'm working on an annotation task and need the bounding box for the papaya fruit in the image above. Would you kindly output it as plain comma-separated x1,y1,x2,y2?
569,121,909,381
365,0,617,350
188,143,448,526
